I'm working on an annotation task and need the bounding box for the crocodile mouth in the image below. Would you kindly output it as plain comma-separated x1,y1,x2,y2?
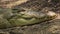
8,13,57,27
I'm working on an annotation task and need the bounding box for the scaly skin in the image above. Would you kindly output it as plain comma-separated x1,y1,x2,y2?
0,8,57,28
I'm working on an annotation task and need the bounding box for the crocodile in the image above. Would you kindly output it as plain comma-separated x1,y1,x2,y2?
0,7,57,29
0,0,59,34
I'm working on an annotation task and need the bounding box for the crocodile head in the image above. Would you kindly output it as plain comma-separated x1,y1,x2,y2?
0,8,57,28
8,8,57,26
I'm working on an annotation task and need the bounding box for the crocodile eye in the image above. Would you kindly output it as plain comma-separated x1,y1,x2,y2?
12,8,17,10
12,8,19,13
23,18,33,20
12,8,26,13
19,9,26,12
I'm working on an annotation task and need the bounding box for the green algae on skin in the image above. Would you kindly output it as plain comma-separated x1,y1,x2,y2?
0,8,57,28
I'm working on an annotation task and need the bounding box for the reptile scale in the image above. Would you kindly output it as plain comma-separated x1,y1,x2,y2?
0,8,57,29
